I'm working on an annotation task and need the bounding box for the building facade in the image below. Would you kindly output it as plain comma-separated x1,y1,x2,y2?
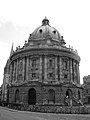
3,17,83,106
83,75,90,104
0,86,2,103
2,59,10,102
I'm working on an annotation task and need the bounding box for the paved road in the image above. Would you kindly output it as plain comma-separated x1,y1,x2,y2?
0,106,90,120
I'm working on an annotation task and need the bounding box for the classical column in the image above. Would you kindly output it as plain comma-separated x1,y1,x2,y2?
12,62,15,83
44,55,47,82
57,56,60,81
16,59,19,82
26,56,29,81
55,56,58,82
22,57,25,81
12,61,14,83
29,57,32,80
13,61,16,82
70,58,73,82
42,55,44,82
10,64,13,83
77,62,80,84
72,60,74,82
39,56,42,82
59,57,62,82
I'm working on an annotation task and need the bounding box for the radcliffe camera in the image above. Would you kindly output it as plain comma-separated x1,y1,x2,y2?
0,17,87,110
0,12,90,120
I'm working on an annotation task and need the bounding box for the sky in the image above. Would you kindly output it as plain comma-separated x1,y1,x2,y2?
0,0,90,85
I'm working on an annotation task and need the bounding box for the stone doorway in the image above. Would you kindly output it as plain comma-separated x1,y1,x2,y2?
28,88,36,105
66,89,72,99
65,89,73,106
15,89,19,103
7,90,9,103
78,90,81,100
48,89,55,104
87,97,90,104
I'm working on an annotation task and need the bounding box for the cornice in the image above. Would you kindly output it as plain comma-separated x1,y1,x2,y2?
10,47,80,62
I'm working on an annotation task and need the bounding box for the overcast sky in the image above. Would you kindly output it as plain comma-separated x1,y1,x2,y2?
0,0,90,85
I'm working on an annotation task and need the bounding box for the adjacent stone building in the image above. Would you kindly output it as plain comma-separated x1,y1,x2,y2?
0,86,2,102
83,75,90,104
2,59,10,102
3,17,83,106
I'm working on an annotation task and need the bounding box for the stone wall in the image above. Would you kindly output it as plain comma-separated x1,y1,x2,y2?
8,83,83,106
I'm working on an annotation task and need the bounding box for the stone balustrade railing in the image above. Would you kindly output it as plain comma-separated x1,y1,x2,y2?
14,44,78,56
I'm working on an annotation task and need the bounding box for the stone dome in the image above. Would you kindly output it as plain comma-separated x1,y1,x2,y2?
30,17,61,41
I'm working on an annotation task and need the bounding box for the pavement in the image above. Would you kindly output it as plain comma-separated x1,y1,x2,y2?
0,106,90,120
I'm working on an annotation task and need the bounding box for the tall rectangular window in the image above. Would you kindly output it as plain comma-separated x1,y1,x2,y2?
63,61,68,70
32,59,37,68
32,73,36,78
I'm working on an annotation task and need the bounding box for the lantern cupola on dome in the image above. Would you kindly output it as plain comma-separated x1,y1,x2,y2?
42,16,49,25
28,17,65,44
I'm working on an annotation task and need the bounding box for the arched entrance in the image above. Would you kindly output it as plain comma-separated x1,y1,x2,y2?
65,89,72,106
78,90,81,100
28,88,36,105
87,97,90,104
7,90,9,103
15,89,19,103
66,89,72,99
48,89,55,104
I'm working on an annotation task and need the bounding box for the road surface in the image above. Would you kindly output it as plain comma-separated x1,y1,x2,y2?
0,106,90,120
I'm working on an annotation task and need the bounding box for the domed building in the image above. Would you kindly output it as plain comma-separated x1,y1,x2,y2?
3,17,83,107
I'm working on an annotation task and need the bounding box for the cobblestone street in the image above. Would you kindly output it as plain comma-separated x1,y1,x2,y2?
0,106,90,120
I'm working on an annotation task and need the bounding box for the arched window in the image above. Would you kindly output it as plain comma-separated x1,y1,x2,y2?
87,97,90,104
15,89,19,103
48,89,55,104
28,88,36,105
